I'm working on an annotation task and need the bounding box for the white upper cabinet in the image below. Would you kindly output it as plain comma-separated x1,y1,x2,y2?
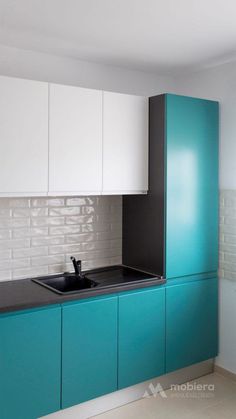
0,75,148,196
102,92,148,194
0,76,48,195
49,84,103,194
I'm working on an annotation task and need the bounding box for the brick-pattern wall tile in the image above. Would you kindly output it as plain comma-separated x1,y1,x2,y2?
0,196,122,281
219,190,236,280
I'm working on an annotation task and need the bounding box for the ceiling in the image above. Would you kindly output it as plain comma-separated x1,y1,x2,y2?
0,0,236,75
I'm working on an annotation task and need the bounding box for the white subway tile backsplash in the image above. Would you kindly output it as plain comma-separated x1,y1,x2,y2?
0,196,122,281
81,206,95,215
65,215,94,225
31,198,65,207
0,249,11,259
65,233,96,244
49,244,81,255
0,209,11,217
0,270,11,280
12,266,49,280
31,217,65,227
0,218,30,228
13,208,49,217
0,258,30,270
66,197,95,206
31,236,65,246
49,225,81,236
220,190,236,280
0,238,30,250
10,199,31,208
31,255,65,267
13,247,48,259
0,230,11,240
13,227,48,238
49,207,81,216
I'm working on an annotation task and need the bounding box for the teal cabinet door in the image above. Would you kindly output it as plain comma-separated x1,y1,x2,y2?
118,287,165,389
166,94,219,278
62,296,118,408
166,277,218,373
0,306,61,419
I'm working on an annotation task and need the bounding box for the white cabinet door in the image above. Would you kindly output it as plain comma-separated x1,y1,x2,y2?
103,92,148,194
49,84,102,194
0,76,48,195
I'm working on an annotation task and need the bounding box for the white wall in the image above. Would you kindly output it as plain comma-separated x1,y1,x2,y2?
0,44,171,96
171,61,236,374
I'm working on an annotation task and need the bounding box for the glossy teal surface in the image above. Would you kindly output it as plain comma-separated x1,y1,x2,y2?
62,295,118,407
118,287,165,389
0,306,61,419
165,94,219,279
166,277,218,373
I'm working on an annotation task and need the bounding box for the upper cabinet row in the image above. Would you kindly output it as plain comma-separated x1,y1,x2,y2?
0,76,148,196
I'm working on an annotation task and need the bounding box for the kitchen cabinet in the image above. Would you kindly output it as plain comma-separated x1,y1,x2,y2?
166,277,218,373
0,305,61,419
49,83,103,194
165,94,219,279
118,287,165,389
0,75,48,195
103,91,148,194
123,94,219,279
0,75,149,196
0,278,219,418
62,295,118,408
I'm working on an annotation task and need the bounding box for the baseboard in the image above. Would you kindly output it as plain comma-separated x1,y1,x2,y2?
41,359,214,419
214,364,236,382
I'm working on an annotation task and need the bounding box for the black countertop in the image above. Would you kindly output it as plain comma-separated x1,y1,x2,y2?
0,266,165,314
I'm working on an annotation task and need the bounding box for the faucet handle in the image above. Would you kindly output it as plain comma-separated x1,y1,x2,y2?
70,256,82,276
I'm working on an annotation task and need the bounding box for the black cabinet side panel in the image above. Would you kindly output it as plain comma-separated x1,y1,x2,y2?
122,95,165,276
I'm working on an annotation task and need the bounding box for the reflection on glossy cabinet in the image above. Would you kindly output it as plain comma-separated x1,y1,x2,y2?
0,75,48,195
166,277,218,373
0,306,61,419
103,91,148,194
49,83,103,194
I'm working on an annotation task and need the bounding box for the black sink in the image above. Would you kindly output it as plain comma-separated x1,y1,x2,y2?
32,265,164,295
32,274,98,295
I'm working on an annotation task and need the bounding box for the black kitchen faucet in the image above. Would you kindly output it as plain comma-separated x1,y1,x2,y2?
71,256,83,278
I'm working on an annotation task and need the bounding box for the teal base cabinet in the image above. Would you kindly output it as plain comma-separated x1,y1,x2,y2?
62,295,118,408
166,277,218,373
118,287,165,389
0,306,61,419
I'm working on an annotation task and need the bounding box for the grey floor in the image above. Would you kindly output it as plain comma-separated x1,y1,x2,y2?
92,373,236,419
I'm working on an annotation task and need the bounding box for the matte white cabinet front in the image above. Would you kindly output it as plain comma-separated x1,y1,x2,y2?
0,76,48,195
49,84,103,194
103,92,148,194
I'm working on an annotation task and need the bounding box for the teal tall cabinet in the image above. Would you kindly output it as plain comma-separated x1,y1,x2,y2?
123,93,219,280
166,95,219,279
123,93,219,373
0,305,61,419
